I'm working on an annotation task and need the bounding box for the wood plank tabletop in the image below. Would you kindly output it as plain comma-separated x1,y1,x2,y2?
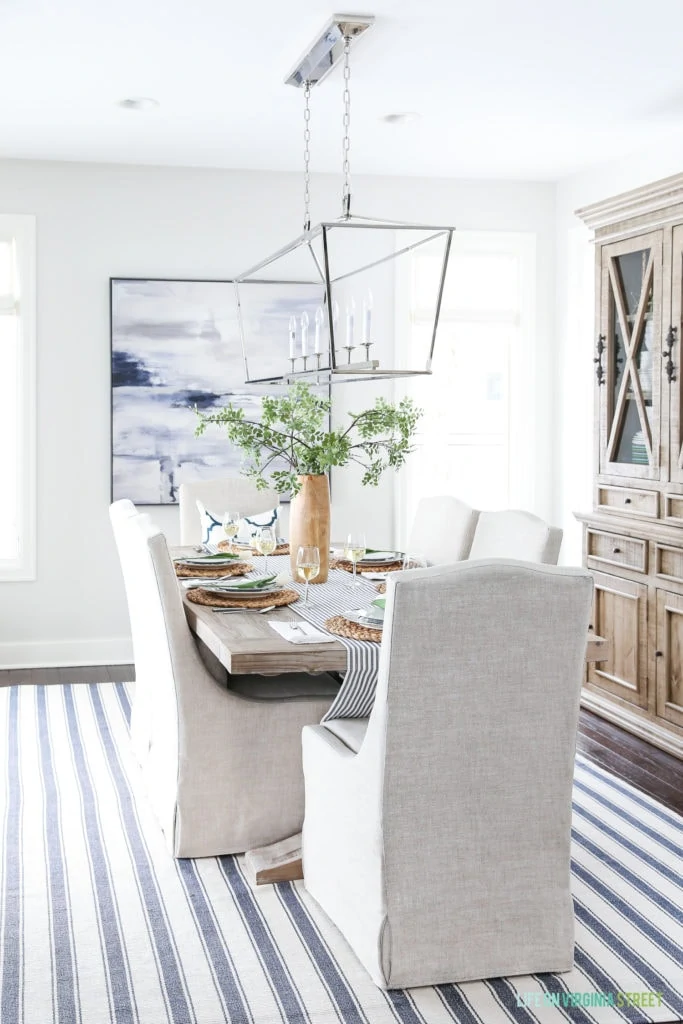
175,548,612,674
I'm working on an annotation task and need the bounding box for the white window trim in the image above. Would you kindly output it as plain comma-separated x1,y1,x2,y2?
0,214,36,581
393,230,537,547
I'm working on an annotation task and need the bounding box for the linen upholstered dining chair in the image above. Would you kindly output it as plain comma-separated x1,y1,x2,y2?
109,498,154,765
178,477,280,546
407,495,479,563
110,503,338,857
301,559,593,989
468,508,563,564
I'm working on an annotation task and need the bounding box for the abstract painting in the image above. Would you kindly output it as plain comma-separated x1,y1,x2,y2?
110,278,324,504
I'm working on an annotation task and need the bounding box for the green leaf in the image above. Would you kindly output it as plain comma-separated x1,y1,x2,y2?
194,382,422,495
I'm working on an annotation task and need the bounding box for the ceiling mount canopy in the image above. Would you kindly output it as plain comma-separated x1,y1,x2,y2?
236,13,454,387
284,14,374,89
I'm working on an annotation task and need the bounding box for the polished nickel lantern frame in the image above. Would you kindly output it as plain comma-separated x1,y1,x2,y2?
234,15,455,386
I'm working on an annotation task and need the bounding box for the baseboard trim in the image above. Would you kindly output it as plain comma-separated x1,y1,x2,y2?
0,637,133,670
581,690,683,760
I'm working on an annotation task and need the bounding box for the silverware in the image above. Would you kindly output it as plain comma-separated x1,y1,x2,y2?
211,605,277,615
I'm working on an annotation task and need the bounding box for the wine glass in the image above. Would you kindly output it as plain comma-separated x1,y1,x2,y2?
403,552,428,572
254,526,277,574
222,510,242,553
345,532,367,588
296,546,320,605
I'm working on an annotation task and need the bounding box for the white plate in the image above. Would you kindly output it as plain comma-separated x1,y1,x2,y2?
176,556,244,566
341,608,384,630
359,551,401,563
200,583,284,597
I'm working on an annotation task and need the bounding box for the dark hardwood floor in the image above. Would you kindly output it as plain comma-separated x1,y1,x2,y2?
0,667,681,815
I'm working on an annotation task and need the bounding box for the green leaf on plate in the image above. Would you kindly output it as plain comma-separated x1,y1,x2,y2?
371,597,386,610
174,552,241,562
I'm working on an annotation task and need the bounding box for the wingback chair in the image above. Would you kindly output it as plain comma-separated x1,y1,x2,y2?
407,495,479,563
302,559,593,988
110,505,337,856
109,498,153,764
468,509,563,564
178,478,280,546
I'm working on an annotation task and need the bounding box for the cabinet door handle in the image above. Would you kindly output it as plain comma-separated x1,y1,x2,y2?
624,498,632,504
588,624,594,631
594,334,606,385
612,547,621,554
656,650,663,657
664,325,677,384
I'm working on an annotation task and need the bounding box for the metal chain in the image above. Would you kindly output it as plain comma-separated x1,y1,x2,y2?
303,80,311,232
342,36,351,217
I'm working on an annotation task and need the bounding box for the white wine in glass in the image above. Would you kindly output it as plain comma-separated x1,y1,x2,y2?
222,510,241,553
344,532,366,588
296,546,320,605
254,526,276,573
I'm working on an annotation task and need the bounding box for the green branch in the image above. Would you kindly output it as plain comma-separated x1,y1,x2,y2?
194,381,422,496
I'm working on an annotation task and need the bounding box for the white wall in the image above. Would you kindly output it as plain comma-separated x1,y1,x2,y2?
0,158,555,667
555,129,683,564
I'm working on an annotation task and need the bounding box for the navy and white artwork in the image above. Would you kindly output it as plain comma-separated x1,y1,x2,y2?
111,278,323,504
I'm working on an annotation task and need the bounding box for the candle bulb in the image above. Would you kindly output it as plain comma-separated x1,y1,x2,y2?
301,311,309,357
288,315,296,360
345,298,355,348
362,290,373,344
314,306,324,354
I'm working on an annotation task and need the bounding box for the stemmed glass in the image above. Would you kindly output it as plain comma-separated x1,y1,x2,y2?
296,546,320,606
222,510,242,553
403,552,428,571
345,532,367,588
254,526,277,574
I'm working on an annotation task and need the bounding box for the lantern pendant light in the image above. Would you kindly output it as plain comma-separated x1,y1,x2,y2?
235,14,454,385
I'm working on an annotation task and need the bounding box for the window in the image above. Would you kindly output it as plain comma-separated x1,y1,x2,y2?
0,216,35,580
396,231,536,544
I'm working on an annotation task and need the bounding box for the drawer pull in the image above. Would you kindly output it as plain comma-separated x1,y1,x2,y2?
612,547,621,554
588,624,593,631
656,650,663,658
624,498,632,504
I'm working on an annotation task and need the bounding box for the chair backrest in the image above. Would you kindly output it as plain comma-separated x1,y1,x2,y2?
407,495,479,563
114,511,216,832
468,509,563,564
178,478,281,545
109,498,141,658
364,558,592,976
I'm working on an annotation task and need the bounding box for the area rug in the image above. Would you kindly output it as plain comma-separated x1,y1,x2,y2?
0,682,681,1024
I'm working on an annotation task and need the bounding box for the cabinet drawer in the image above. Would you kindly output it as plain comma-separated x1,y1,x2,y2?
597,485,658,519
655,545,683,584
664,494,683,523
587,530,647,573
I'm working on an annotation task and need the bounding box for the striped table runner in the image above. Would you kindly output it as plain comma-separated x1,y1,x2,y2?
242,552,383,721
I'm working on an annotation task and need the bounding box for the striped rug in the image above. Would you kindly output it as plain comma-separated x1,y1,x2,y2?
0,683,681,1024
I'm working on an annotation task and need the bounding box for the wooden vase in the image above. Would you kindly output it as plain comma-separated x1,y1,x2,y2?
289,474,330,584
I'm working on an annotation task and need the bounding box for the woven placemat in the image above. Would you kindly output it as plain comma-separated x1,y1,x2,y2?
175,560,253,579
218,541,290,556
186,588,299,609
324,615,382,642
330,558,403,574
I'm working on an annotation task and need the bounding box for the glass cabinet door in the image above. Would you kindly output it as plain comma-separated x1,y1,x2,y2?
599,231,662,480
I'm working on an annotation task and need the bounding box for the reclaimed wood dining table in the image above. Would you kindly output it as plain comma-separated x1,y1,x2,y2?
175,547,611,676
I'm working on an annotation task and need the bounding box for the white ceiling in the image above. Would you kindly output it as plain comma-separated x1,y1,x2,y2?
3,0,683,181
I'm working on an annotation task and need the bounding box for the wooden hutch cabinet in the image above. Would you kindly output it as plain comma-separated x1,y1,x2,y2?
576,173,683,759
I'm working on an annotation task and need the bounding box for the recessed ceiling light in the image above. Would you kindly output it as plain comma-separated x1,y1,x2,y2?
380,112,420,125
118,97,160,112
